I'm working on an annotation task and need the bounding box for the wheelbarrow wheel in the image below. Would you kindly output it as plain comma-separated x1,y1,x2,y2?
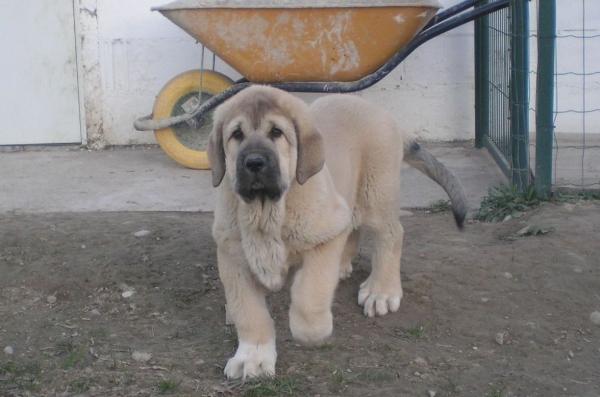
152,70,233,169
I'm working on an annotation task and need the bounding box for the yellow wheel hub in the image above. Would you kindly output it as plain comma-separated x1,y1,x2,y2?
153,70,233,169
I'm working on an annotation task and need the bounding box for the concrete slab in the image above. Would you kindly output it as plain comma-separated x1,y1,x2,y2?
0,144,506,214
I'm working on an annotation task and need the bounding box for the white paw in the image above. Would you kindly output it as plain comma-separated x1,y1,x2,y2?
358,278,402,317
224,340,277,380
339,261,353,280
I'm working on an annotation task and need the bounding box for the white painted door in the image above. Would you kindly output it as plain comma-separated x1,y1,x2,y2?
0,0,81,145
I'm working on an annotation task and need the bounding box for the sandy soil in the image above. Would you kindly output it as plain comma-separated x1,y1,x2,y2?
1,201,599,396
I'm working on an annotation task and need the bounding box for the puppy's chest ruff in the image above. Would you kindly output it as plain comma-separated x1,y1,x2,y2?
238,201,289,291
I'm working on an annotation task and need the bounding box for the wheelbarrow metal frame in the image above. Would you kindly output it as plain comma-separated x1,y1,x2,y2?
134,0,508,132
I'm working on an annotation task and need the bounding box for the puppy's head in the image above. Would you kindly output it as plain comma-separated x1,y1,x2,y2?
207,86,325,203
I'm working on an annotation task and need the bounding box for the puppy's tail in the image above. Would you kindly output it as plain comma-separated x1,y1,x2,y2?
404,141,468,228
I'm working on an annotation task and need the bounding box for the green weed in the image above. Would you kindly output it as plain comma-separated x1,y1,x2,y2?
0,360,42,391
156,378,181,394
243,375,297,397
426,199,452,214
68,376,92,392
476,185,541,222
477,185,600,223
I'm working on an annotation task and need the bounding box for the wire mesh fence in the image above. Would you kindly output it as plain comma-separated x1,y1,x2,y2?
548,0,600,192
475,0,530,190
477,0,600,193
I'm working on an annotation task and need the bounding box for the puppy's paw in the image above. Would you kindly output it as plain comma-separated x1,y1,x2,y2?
358,278,402,317
339,261,353,280
224,340,277,380
289,307,333,347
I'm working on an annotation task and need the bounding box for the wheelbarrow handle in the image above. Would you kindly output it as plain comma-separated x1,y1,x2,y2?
134,83,251,131
425,0,489,30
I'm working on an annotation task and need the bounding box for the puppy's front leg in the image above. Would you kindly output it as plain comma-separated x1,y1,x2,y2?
289,232,349,346
217,244,277,380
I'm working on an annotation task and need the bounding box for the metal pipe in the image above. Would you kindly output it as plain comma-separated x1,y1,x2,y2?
474,1,490,149
535,0,556,197
509,0,530,189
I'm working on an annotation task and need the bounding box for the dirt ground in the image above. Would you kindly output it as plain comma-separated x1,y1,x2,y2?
1,201,599,397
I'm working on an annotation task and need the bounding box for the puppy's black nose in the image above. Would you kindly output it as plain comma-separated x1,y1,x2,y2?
244,155,266,172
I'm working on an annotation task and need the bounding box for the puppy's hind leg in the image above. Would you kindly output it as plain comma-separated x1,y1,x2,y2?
339,229,360,280
358,221,404,317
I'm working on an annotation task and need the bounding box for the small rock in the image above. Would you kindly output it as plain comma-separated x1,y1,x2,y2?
195,359,205,366
503,272,513,279
590,311,600,326
568,350,574,358
132,351,152,363
4,346,14,355
495,332,507,345
134,230,150,237
414,371,421,377
47,295,57,304
351,334,363,341
90,309,102,316
414,356,427,366
122,290,135,298
573,267,583,274
481,297,490,303
428,391,437,397
502,215,512,223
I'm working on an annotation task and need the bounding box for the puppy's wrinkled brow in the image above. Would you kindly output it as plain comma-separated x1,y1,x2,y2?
238,94,286,130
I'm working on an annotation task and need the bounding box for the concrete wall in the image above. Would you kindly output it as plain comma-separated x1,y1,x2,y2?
80,0,600,147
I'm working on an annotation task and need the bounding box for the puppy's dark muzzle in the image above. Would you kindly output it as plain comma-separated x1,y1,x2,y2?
244,155,266,173
235,139,287,203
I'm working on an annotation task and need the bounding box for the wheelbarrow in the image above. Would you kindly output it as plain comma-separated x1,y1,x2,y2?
134,0,509,169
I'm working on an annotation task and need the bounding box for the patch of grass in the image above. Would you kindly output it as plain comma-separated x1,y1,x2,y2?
425,199,452,214
404,324,426,340
319,342,336,351
62,348,87,369
355,369,394,383
89,328,107,338
476,185,541,222
68,376,92,393
243,375,298,397
443,377,461,395
328,371,348,394
56,340,87,370
0,360,42,391
156,378,181,395
477,185,600,223
55,339,76,354
488,388,505,397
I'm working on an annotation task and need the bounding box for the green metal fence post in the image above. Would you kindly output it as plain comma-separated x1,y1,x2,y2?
535,0,556,198
474,3,490,149
510,0,530,189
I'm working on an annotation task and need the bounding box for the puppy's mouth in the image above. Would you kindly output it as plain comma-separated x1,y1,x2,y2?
236,178,286,204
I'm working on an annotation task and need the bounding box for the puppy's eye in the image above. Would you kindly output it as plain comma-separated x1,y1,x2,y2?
270,127,283,139
231,128,244,141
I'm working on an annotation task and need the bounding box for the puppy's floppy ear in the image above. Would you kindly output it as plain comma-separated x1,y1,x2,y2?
207,112,226,187
293,111,325,185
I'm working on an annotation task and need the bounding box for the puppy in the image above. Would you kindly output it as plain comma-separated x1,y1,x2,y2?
207,86,467,379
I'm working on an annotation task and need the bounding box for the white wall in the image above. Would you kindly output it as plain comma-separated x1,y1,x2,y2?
81,0,600,147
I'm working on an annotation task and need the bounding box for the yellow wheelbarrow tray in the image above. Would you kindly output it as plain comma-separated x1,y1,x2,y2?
134,0,509,168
